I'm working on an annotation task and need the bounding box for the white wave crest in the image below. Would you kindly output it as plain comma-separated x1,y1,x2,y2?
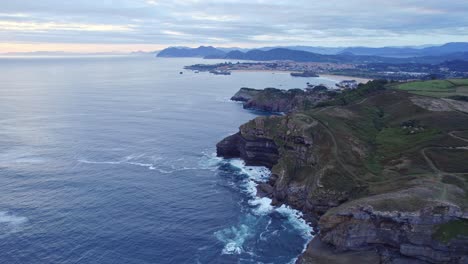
249,197,273,215
214,224,253,255
275,205,313,239
0,211,28,233
198,152,223,170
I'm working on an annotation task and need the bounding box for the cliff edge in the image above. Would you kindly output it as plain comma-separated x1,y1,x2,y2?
217,81,468,263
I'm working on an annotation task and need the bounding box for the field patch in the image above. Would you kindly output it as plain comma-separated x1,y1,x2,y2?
394,79,468,98
426,149,468,173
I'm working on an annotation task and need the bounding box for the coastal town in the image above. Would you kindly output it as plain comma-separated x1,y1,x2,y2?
185,61,363,91
185,61,356,75
185,60,468,81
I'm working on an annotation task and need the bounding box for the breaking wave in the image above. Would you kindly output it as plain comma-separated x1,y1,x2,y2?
214,158,313,259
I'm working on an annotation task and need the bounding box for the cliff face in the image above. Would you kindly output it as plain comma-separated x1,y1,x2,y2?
216,131,279,168
230,87,332,113
217,87,468,263
318,202,468,263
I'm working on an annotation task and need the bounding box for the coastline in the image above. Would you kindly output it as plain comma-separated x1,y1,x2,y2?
229,69,372,83
319,74,372,84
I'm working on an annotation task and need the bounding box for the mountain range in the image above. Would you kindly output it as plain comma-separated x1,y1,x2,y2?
156,43,468,64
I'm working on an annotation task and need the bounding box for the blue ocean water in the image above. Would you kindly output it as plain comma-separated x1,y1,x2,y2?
0,56,337,264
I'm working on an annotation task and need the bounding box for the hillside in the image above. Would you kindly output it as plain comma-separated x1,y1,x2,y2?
342,42,468,58
392,79,468,99
217,80,468,263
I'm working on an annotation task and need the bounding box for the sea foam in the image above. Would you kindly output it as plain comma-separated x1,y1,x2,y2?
215,158,313,257
0,211,28,234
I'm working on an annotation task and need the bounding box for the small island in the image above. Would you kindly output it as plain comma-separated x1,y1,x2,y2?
290,71,319,77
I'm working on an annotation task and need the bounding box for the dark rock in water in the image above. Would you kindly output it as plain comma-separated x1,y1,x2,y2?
290,71,319,77
209,70,231,75
256,183,274,198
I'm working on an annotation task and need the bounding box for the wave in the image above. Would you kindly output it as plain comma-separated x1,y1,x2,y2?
78,154,161,172
0,211,28,234
214,158,313,258
275,205,313,239
198,152,223,170
79,153,213,174
214,223,253,255
214,97,243,104
136,107,161,113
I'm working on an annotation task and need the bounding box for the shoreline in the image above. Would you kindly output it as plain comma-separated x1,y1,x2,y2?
229,69,372,83
319,74,372,84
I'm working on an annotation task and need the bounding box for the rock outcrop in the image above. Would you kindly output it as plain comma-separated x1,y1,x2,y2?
230,87,332,113
216,132,279,168
217,83,468,263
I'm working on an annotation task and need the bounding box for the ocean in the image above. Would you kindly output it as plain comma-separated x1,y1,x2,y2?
0,56,338,264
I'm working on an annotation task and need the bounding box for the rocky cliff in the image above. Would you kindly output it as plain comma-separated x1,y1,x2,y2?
217,82,468,263
230,87,332,113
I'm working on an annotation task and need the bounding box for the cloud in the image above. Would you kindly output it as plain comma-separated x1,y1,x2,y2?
0,0,467,51
0,21,134,32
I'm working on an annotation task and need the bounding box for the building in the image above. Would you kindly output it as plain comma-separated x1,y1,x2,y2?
336,80,358,89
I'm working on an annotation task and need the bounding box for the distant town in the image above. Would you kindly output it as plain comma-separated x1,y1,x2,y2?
184,60,468,82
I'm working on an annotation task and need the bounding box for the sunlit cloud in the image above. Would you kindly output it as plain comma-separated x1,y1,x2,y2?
145,0,159,6
0,21,134,32
161,30,190,36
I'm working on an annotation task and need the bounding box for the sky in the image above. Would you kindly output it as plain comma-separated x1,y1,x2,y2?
0,0,467,53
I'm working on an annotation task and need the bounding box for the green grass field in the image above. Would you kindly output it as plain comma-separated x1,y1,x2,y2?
394,79,468,98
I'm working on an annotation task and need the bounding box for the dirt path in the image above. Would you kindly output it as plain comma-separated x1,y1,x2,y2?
420,131,468,176
449,131,468,143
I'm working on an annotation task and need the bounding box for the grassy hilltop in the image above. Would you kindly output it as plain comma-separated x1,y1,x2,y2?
392,79,468,99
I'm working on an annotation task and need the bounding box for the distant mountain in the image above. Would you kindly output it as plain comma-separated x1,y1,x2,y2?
224,48,333,62
341,42,468,58
155,42,468,63
157,46,226,58
422,42,468,55
259,46,345,55
216,47,251,53
222,48,406,63
217,48,468,64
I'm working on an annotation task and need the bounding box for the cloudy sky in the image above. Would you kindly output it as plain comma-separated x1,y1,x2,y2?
1,0,467,52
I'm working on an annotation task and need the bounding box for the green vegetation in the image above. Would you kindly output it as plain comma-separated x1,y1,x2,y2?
397,80,454,91
433,220,468,244
448,79,468,86
426,149,468,173
393,79,468,98
442,175,466,189
315,79,388,107
376,127,440,159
